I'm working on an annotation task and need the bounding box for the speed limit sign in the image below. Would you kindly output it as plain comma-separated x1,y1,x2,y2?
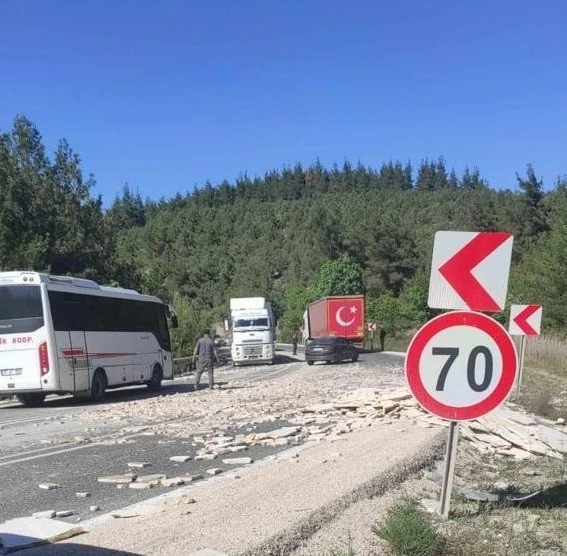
405,311,518,421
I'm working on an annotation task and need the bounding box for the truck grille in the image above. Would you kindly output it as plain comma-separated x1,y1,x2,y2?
242,345,263,357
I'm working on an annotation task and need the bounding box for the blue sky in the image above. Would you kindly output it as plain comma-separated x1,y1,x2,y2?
1,0,566,205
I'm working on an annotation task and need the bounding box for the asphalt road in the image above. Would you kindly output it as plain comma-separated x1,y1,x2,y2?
0,349,404,525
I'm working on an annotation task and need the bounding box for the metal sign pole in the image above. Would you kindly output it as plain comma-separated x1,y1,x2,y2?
439,421,459,518
515,335,527,398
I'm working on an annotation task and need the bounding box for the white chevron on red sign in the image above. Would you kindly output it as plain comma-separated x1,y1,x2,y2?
509,304,542,336
428,231,514,312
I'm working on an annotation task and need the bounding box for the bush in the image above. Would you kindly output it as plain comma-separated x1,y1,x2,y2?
374,499,443,556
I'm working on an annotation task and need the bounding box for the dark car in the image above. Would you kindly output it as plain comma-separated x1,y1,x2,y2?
305,336,359,365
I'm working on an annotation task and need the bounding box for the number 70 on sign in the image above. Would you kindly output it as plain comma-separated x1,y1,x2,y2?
405,311,518,421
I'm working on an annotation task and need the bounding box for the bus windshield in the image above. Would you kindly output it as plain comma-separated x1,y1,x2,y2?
0,285,44,334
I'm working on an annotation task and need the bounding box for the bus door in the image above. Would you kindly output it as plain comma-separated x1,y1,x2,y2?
68,331,90,392
50,292,90,394
55,331,90,393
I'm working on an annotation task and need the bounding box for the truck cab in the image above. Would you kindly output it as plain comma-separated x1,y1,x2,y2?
230,297,275,366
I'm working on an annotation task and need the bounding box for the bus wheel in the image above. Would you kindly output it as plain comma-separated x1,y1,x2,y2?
16,393,46,407
147,364,163,392
90,370,107,402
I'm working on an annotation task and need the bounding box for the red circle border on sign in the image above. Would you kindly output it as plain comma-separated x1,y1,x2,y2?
405,311,518,421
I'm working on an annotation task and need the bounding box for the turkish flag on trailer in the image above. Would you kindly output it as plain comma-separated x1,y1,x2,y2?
327,298,364,338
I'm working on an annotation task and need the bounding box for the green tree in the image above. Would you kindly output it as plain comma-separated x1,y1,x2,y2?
316,257,364,297
510,186,567,330
366,293,405,335
415,158,448,191
515,164,549,248
279,282,318,341
398,271,430,328
106,184,146,230
461,166,488,189
0,117,109,278
169,292,212,357
363,215,419,297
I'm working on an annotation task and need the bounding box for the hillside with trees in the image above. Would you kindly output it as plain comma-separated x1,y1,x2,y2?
1,116,565,355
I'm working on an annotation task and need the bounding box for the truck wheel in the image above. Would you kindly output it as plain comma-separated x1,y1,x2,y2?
16,393,46,407
307,360,314,366
352,352,359,362
147,364,163,392
90,370,107,402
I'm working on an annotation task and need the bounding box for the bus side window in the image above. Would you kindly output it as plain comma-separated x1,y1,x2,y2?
49,292,86,331
85,295,108,331
135,301,154,333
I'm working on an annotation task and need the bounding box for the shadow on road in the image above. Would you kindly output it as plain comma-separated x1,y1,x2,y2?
0,382,201,411
11,541,142,555
1,354,308,411
274,354,304,364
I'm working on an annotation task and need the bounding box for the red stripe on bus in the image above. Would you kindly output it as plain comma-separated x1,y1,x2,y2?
88,353,137,358
61,351,136,359
61,348,85,357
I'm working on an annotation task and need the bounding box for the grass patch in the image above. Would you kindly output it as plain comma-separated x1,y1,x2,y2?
439,440,567,556
513,364,567,420
524,335,567,378
373,498,443,556
380,331,413,353
440,506,566,556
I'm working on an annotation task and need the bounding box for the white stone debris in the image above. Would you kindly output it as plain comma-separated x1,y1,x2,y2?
169,455,192,463
222,457,253,465
135,474,167,485
38,483,60,490
98,473,137,484
129,482,154,490
161,477,186,487
32,510,56,519
78,362,566,476
127,462,152,469
55,511,75,518
206,468,223,476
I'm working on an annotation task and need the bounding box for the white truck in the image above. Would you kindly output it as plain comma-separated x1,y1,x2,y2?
229,297,275,366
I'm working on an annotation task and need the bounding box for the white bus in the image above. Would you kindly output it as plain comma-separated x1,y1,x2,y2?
0,271,177,406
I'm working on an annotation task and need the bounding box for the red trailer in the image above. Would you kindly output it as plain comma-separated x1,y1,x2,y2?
304,295,365,344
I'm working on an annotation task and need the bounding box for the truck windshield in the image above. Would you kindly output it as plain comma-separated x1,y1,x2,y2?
234,318,269,328
0,285,44,334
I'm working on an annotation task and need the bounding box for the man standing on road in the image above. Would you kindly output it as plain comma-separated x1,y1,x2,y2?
379,327,387,352
192,330,219,390
292,329,298,356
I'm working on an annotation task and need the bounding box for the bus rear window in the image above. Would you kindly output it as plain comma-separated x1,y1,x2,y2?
0,285,44,334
